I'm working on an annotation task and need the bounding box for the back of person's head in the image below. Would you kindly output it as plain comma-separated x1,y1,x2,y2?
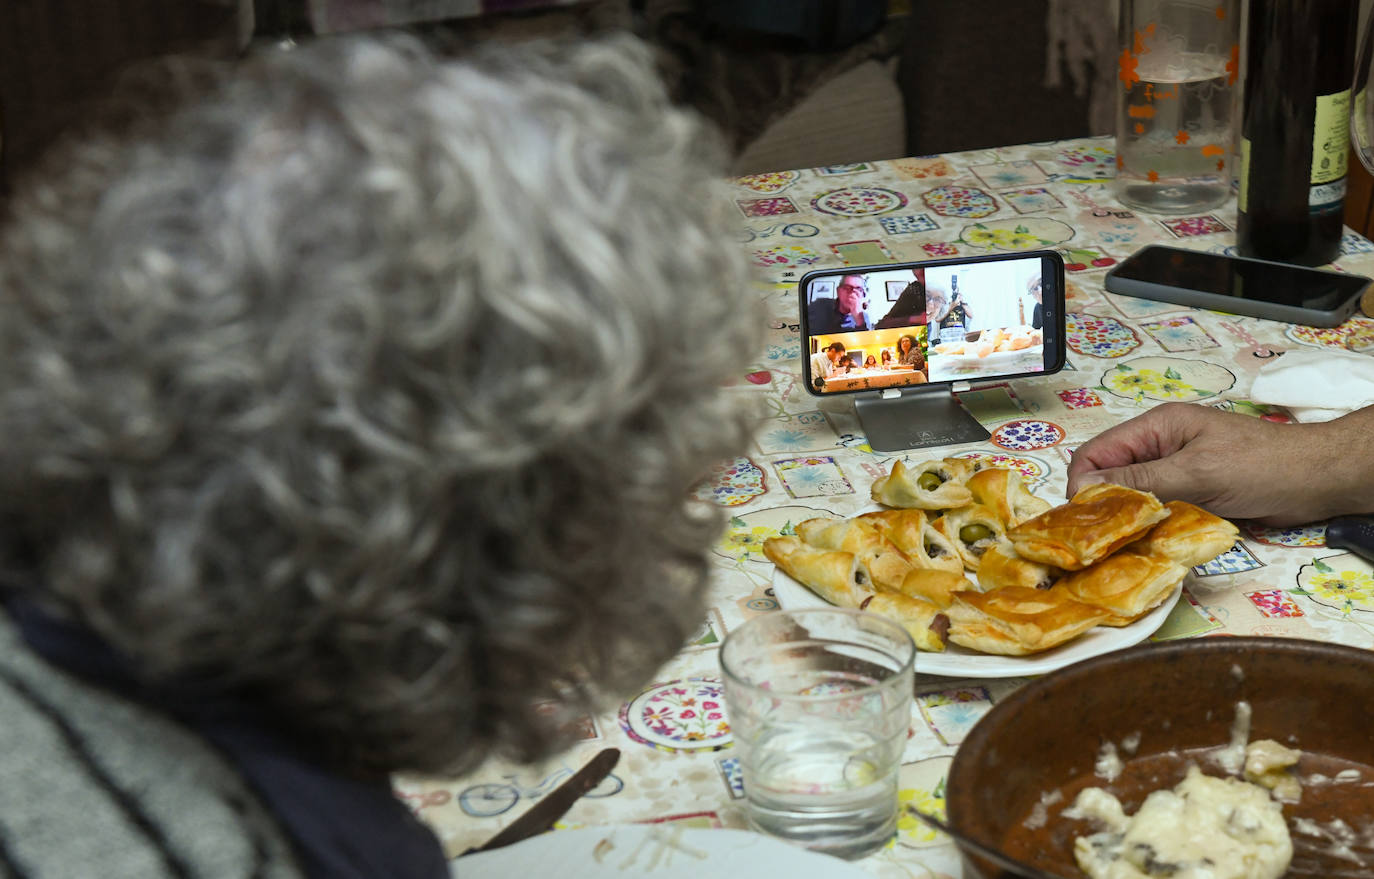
0,32,760,776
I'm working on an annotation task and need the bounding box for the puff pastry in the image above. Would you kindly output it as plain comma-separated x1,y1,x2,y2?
966,467,1054,529
976,544,1060,592
931,503,1010,572
946,585,1113,655
893,568,976,609
1127,500,1239,568
938,456,980,483
1055,549,1188,625
762,536,873,607
1007,483,1170,571
854,509,965,574
861,591,950,652
794,517,913,591
871,458,975,510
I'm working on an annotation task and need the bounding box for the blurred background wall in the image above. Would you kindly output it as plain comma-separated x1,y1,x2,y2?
2,0,1371,239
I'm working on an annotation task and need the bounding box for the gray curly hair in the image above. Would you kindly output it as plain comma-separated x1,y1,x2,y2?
0,32,761,775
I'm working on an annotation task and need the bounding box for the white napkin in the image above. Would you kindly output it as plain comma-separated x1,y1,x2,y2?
1249,348,1374,422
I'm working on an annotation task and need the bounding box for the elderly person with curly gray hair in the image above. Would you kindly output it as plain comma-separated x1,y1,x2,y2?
0,31,760,879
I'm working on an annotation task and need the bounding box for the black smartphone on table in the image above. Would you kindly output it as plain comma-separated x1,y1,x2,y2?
1104,244,1371,328
799,250,1066,398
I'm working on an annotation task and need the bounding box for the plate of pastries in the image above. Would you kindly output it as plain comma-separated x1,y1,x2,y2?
931,326,1042,360
763,456,1239,677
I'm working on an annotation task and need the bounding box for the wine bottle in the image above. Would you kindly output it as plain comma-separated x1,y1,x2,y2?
1237,0,1357,266
947,275,965,331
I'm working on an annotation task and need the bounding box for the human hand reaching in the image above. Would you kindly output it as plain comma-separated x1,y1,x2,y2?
1065,402,1374,527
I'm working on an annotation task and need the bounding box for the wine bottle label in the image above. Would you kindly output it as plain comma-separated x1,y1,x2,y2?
1310,88,1351,186
1310,178,1347,210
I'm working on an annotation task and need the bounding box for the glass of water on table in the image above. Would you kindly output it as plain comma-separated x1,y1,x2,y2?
1114,0,1238,214
720,607,916,859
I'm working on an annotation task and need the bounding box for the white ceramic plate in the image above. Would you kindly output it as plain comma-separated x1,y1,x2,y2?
771,566,1182,679
453,825,872,879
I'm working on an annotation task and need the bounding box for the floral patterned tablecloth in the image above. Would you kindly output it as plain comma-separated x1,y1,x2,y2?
398,135,1374,878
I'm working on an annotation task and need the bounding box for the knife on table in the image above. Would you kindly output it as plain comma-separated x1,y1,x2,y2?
462,747,621,855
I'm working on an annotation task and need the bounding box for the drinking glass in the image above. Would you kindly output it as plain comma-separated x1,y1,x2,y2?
1115,0,1239,213
719,607,915,860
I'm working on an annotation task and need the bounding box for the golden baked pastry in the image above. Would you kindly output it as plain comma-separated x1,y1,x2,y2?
854,509,965,574
861,592,950,652
762,536,873,607
966,467,1053,528
946,585,1114,655
871,458,975,510
941,618,1026,655
976,544,1060,592
1127,500,1239,568
1056,549,1188,625
771,474,1224,659
931,503,1009,572
938,456,980,483
763,532,954,653
794,517,913,592
1007,483,1170,571
893,568,976,610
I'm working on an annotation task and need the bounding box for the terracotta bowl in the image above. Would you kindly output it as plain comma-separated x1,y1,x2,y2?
946,637,1374,879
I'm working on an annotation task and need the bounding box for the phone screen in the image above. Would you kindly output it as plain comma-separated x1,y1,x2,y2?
1110,245,1369,311
800,251,1063,396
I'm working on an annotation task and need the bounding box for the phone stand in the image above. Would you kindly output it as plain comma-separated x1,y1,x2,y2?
853,386,990,452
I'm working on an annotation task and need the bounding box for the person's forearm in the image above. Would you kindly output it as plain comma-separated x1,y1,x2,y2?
1309,407,1374,518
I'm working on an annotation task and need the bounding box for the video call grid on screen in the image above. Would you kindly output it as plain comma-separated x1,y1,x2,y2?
802,255,1049,394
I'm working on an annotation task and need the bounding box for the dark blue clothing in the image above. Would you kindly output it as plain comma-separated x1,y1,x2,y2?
5,593,448,879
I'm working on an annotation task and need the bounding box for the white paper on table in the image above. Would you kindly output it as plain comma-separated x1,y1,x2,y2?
1248,348,1374,422
450,825,873,878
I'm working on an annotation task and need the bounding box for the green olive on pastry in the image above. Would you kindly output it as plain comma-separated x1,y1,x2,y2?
959,523,994,544
917,472,943,492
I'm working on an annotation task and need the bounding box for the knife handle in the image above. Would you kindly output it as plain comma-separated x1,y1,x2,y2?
1326,516,1374,564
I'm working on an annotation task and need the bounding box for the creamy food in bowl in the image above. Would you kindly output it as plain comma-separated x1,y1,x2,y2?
944,638,1374,879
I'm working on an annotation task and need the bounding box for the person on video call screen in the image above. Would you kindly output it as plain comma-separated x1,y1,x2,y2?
806,274,872,333
806,257,1046,392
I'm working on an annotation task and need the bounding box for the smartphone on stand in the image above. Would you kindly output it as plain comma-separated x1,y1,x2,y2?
799,250,1066,451
1104,244,1371,328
